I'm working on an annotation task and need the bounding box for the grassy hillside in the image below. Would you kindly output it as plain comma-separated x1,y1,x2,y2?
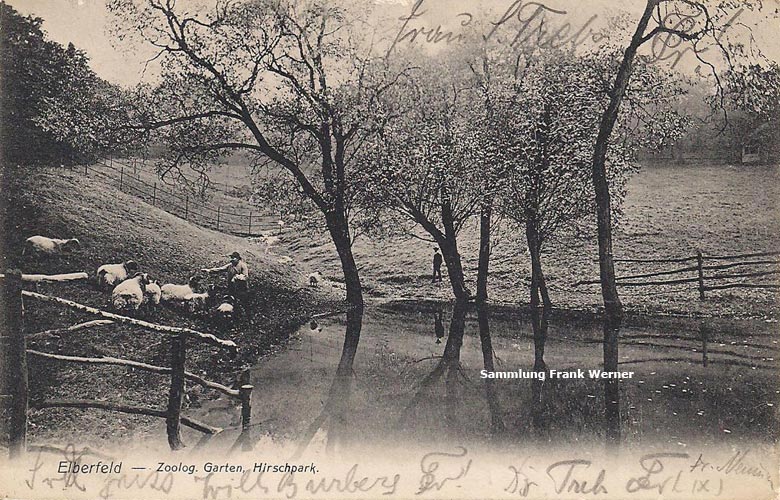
0,165,339,447
113,160,779,319
276,163,780,319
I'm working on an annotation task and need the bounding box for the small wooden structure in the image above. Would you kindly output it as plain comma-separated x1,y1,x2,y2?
741,144,761,164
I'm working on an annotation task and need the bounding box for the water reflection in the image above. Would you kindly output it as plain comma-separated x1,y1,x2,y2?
700,322,709,368
530,306,549,436
478,303,505,435
433,308,445,345
397,299,468,430
604,316,620,446
273,302,778,456
293,307,363,458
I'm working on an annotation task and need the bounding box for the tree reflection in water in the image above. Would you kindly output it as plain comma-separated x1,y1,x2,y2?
293,307,363,458
291,301,625,455
478,303,505,435
526,305,621,448
433,307,445,344
396,298,469,430
530,305,550,436
604,314,620,447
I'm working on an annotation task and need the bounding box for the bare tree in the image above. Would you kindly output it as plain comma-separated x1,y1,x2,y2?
109,0,413,364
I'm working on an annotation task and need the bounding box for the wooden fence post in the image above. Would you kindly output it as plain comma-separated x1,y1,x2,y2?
152,183,157,206
216,207,221,232
248,212,253,236
185,196,189,221
84,163,88,175
166,334,186,450
119,165,124,190
696,250,705,299
2,270,27,458
239,368,253,451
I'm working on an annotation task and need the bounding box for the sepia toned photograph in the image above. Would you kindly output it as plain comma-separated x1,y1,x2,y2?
0,0,778,498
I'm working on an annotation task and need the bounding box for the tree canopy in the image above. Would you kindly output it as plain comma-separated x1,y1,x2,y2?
0,1,121,165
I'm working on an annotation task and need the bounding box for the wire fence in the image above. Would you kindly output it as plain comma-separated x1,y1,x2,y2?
82,159,279,237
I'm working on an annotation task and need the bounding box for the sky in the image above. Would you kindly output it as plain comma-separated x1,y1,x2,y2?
7,0,780,87
8,0,154,85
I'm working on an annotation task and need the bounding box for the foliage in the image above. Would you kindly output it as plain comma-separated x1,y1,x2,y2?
0,2,123,165
360,49,484,241
720,63,780,159
481,47,689,247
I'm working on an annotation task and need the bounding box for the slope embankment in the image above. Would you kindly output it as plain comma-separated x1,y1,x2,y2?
0,165,340,447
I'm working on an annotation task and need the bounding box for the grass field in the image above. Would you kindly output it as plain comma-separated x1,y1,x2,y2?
1,161,776,450
269,162,780,319
68,160,780,318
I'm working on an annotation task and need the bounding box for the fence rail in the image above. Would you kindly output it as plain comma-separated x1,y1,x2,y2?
0,270,253,457
575,250,780,298
84,159,279,237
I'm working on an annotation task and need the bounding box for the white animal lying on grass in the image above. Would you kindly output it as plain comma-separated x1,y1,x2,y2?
111,273,150,313
262,235,280,249
185,285,213,313
143,280,161,311
216,295,236,320
161,276,200,302
23,236,80,255
277,256,294,265
97,260,139,288
250,231,280,254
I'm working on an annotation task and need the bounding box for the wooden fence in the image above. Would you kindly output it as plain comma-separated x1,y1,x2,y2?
574,250,780,297
0,270,253,458
82,158,280,237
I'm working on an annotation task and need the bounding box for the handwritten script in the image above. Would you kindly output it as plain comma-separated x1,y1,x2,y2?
10,445,776,499
386,0,743,71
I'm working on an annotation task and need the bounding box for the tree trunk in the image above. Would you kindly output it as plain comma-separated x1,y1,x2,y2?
442,297,468,364
325,212,364,378
476,202,492,304
327,214,364,309
525,216,551,308
437,185,470,302
437,237,470,302
591,1,656,448
474,201,504,433
592,2,656,320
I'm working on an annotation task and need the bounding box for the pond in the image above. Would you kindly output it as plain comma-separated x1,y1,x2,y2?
244,303,778,456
